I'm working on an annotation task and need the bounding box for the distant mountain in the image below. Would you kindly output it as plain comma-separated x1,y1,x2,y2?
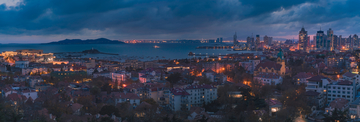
43,38,124,45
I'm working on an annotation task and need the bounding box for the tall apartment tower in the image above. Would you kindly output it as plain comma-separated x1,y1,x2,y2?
299,27,308,52
315,29,326,50
327,28,334,51
353,34,359,49
255,35,260,50
246,36,254,50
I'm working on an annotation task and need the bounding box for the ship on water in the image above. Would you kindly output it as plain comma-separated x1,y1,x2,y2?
154,45,160,48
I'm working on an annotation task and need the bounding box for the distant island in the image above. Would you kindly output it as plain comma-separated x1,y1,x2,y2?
42,38,125,45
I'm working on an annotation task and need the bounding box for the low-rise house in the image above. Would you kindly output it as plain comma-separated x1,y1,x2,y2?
266,99,282,116
294,72,313,84
305,75,331,93
325,98,349,115
108,92,141,108
254,72,282,85
70,103,83,115
306,91,326,111
349,97,360,120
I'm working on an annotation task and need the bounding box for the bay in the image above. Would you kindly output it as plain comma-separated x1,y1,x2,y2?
0,43,259,61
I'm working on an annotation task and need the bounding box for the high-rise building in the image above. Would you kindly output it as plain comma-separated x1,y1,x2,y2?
233,32,237,46
246,36,254,50
256,35,260,49
353,34,359,49
315,29,326,50
299,27,308,52
333,35,338,50
216,38,219,43
348,35,353,50
264,35,273,45
220,37,223,43
327,28,334,51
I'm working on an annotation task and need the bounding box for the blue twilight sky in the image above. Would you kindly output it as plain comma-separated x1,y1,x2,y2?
0,0,359,43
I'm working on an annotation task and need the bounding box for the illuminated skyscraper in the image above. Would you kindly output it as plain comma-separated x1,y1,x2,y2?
327,28,334,51
299,27,308,51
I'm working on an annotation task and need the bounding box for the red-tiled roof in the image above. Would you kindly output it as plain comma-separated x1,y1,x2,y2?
294,72,313,79
343,72,357,78
170,88,190,95
266,99,282,106
329,98,349,109
255,60,282,70
70,103,83,112
307,75,328,82
184,84,215,89
338,80,353,85
255,73,281,79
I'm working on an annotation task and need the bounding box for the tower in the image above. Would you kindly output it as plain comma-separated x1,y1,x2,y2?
276,48,286,76
315,28,326,50
327,28,334,51
299,27,308,52
233,32,237,46
254,35,260,51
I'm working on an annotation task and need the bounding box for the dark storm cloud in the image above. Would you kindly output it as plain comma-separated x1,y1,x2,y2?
1,0,359,42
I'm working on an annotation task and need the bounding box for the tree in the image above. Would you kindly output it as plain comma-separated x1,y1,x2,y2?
323,108,349,122
197,115,208,122
166,73,182,87
142,98,157,106
198,77,212,85
90,86,101,96
99,105,120,117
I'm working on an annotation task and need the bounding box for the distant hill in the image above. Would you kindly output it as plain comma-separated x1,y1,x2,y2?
43,38,124,44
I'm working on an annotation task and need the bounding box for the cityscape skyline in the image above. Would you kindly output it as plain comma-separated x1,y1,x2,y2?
1,0,360,43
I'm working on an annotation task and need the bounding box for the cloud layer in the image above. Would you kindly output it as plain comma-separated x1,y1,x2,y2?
0,0,358,43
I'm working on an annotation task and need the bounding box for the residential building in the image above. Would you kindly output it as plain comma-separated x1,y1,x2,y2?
349,97,360,120
184,85,217,107
327,80,357,104
169,88,190,111
305,75,331,93
299,27,308,52
112,70,131,83
325,98,349,115
254,73,282,85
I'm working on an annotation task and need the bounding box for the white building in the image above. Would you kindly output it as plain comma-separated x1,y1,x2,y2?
112,70,131,83
327,80,357,104
184,85,217,107
254,73,282,85
293,72,313,84
113,92,141,108
349,97,360,120
169,88,190,112
239,59,260,74
15,61,29,68
305,75,331,93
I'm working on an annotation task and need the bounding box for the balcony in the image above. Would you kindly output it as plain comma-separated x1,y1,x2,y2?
181,99,188,103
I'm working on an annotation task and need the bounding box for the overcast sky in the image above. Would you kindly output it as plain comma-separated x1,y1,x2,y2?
0,0,359,43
